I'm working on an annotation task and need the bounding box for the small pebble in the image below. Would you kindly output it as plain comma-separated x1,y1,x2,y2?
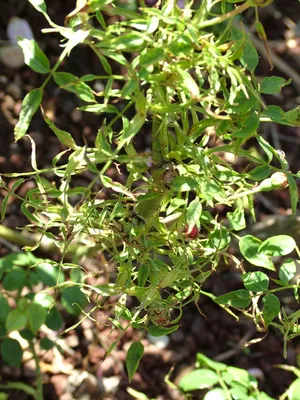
102,376,120,394
71,108,82,123
147,334,170,349
93,81,104,92
6,82,22,100
248,367,265,381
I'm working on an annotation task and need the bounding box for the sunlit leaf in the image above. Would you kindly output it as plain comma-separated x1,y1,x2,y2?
14,88,43,141
17,38,50,73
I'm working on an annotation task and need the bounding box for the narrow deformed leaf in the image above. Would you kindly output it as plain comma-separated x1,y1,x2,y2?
262,294,280,326
287,174,298,217
79,104,118,113
126,341,144,382
43,114,77,149
14,88,43,141
17,38,50,73
138,265,149,287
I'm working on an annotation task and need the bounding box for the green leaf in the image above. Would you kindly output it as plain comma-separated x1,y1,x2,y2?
14,88,43,141
248,165,271,181
215,289,251,308
209,226,231,250
239,235,274,270
0,253,34,272
262,105,286,124
186,197,202,227
36,262,64,286
45,306,63,331
196,353,227,371
20,329,35,341
134,192,164,220
126,341,144,382
170,176,198,192
3,267,27,291
262,294,280,326
17,38,50,73
177,68,199,98
5,309,28,332
260,76,290,95
227,201,246,231
43,115,77,149
204,388,227,400
258,235,296,257
179,369,219,391
0,296,10,323
287,174,298,217
1,338,23,367
256,135,273,163
27,302,47,334
138,265,149,287
61,286,88,316
285,107,300,125
111,33,144,50
288,378,300,400
169,34,193,56
79,104,118,113
279,259,297,285
241,41,258,72
235,113,260,139
140,47,164,66
28,0,47,16
40,337,54,350
147,324,179,337
242,271,269,292
53,72,95,103
34,293,53,309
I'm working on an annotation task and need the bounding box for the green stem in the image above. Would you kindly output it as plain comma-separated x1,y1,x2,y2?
29,341,43,400
0,225,96,257
196,1,251,29
227,187,260,201
40,43,74,90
